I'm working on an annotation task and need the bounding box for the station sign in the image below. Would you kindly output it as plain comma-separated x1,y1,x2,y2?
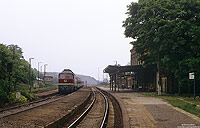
189,72,194,80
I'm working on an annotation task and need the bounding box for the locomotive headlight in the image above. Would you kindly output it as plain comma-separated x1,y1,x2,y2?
64,80,67,82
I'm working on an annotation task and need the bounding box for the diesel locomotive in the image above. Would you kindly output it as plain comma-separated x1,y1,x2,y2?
58,69,84,94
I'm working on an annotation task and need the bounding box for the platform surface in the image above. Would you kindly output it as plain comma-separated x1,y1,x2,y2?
100,87,200,128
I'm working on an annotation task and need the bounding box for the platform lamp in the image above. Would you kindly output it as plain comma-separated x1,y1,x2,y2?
44,64,48,85
29,58,34,92
38,62,42,88
98,67,100,85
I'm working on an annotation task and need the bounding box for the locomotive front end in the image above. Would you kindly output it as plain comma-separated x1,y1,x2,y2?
58,69,75,94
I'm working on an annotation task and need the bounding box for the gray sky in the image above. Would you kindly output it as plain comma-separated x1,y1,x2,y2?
0,0,138,80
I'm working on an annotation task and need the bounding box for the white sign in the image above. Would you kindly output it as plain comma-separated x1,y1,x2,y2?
16,92,21,99
189,72,194,80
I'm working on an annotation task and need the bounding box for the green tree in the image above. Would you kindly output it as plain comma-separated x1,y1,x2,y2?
0,43,37,105
123,0,200,93
0,44,13,104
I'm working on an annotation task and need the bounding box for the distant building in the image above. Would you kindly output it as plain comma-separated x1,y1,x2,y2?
44,76,53,85
34,78,43,88
130,48,140,65
130,47,156,92
104,47,156,92
104,46,178,94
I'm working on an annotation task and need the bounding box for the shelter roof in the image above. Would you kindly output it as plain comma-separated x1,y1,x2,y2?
103,65,143,74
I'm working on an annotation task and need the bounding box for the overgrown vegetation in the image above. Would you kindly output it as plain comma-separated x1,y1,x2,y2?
123,0,200,93
0,44,37,107
103,85,110,88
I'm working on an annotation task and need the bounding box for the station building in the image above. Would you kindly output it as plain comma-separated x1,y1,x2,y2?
44,73,53,85
104,47,177,94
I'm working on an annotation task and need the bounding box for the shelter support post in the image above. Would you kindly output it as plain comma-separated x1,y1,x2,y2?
110,79,111,90
109,74,111,90
117,74,119,92
114,74,116,91
111,74,113,91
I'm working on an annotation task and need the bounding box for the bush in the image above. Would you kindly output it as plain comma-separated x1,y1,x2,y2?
39,81,46,88
17,95,27,103
20,91,35,102
9,92,28,104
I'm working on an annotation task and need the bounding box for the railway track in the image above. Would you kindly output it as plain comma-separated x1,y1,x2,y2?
0,87,85,119
0,87,123,128
0,87,91,128
0,87,87,119
0,89,58,113
60,87,109,128
0,93,64,118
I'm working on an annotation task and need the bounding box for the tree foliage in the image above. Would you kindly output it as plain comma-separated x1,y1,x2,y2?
123,0,200,89
0,44,36,105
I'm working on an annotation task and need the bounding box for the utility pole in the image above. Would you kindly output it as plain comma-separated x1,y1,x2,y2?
44,64,48,85
7,63,13,94
29,58,34,92
114,61,117,65
12,47,15,91
38,62,42,88
98,67,100,85
102,72,104,85
40,65,42,80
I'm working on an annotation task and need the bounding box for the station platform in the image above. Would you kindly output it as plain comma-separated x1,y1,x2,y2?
100,87,200,128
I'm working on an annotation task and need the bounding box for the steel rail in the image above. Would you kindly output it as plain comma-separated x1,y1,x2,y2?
0,91,80,119
0,93,59,113
97,88,109,128
0,87,82,115
68,90,96,128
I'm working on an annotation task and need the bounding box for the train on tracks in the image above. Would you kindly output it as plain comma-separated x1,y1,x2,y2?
58,69,84,94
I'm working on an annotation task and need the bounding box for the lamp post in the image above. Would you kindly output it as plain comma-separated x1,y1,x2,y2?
98,67,100,85
38,62,42,88
29,58,34,92
40,65,42,79
44,64,48,85
102,72,104,85
114,61,117,65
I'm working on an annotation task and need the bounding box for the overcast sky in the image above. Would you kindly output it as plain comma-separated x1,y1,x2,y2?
0,0,138,81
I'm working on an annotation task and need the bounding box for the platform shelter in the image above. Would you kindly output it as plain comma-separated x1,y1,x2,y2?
103,65,156,92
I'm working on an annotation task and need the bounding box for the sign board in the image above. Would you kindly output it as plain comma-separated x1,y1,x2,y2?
189,72,194,80
16,92,21,99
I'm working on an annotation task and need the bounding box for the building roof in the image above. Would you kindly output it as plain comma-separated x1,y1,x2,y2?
44,76,53,78
104,64,156,74
103,65,143,74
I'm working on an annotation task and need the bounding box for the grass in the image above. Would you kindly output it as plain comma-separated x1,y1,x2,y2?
103,85,110,88
31,85,57,93
145,93,200,117
15,83,57,102
16,82,57,93
0,83,57,108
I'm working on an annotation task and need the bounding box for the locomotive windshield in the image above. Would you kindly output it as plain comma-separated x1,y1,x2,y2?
66,74,73,79
59,74,73,79
59,74,65,79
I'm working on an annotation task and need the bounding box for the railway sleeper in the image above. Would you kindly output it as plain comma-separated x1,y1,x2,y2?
45,89,92,128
